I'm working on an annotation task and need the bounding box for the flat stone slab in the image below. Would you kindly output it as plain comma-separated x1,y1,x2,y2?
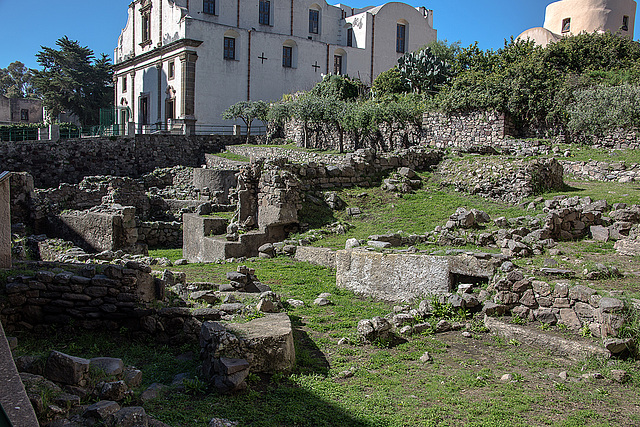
0,321,39,426
225,313,295,374
484,316,610,360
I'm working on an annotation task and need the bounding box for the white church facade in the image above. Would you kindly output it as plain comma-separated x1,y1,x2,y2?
518,0,636,46
113,0,437,133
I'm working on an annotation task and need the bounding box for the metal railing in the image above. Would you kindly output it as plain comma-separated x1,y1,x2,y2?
0,127,38,142
0,123,268,142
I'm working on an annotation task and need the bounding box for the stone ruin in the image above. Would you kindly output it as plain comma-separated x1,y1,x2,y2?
1,171,11,269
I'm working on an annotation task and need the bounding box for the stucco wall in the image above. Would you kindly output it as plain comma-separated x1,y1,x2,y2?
114,1,436,127
544,0,636,36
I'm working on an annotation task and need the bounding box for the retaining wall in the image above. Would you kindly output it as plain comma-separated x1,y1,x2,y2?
0,134,253,188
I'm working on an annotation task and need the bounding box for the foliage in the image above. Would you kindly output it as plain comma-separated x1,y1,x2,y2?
371,67,408,97
310,74,365,101
397,47,453,94
222,100,269,142
435,32,640,132
567,84,640,135
265,101,291,127
31,36,113,126
0,61,37,99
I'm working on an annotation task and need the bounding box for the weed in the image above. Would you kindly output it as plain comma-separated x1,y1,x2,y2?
538,323,551,331
510,316,526,325
580,323,592,338
183,377,208,395
508,339,521,347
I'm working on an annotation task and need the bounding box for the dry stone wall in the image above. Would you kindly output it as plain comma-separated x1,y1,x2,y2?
561,160,640,183
282,120,423,152
438,157,564,203
422,111,516,149
0,262,212,345
0,134,249,188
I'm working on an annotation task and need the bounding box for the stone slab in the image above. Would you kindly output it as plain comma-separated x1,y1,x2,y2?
0,320,39,426
294,246,337,269
484,316,610,360
335,250,453,302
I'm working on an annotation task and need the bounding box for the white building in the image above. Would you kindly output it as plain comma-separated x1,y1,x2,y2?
113,0,437,133
518,0,637,46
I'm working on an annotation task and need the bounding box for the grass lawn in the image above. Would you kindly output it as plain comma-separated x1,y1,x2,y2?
14,258,640,427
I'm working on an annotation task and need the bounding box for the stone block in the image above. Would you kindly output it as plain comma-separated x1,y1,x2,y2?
90,357,124,376
45,351,90,386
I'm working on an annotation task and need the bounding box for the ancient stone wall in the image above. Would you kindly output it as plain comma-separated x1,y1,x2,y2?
561,160,640,183
438,157,564,203
282,119,423,152
0,134,252,188
422,111,516,149
137,221,182,249
0,261,212,345
227,145,347,165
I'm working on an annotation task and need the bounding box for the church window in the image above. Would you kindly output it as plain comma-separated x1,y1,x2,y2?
122,76,127,92
259,1,271,25
347,28,353,47
142,13,151,42
622,15,629,31
203,0,216,15
562,18,571,33
168,61,175,79
309,9,319,34
224,37,236,60
283,46,292,68
21,109,29,121
334,55,343,75
396,24,406,53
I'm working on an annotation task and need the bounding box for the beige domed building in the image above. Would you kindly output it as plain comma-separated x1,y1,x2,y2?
518,0,637,46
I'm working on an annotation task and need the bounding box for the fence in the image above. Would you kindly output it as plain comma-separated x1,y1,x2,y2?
0,123,266,142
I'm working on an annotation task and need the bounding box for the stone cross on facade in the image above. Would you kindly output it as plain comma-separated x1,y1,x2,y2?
258,52,268,64
0,172,11,269
312,61,320,72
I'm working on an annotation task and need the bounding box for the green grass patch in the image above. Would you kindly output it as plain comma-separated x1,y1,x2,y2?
211,151,250,162
148,249,183,261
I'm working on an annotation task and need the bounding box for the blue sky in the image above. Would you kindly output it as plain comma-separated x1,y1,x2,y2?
1,0,638,70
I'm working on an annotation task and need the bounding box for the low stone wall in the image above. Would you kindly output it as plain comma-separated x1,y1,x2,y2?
335,250,496,302
138,221,182,249
574,128,640,150
438,157,564,203
282,120,423,152
561,160,640,183
1,261,157,332
0,261,221,345
288,147,443,192
227,145,347,165
422,111,516,149
0,134,241,188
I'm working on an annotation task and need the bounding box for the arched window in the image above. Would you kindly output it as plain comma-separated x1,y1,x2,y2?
396,20,408,53
283,40,298,68
309,4,321,34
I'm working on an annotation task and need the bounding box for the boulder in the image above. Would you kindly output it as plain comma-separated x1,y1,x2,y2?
90,357,124,377
83,401,121,421
109,407,149,427
45,351,90,386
